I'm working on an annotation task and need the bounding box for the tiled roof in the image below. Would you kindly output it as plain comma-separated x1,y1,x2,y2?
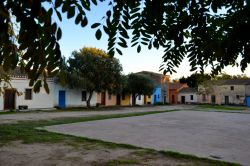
219,79,250,85
203,79,250,86
0,66,27,78
168,82,187,90
135,71,170,85
179,87,198,93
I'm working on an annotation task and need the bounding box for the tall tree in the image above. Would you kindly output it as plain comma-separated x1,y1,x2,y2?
1,0,250,85
125,73,154,106
66,47,123,107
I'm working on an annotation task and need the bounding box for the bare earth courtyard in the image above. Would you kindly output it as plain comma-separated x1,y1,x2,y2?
44,110,250,165
0,105,249,165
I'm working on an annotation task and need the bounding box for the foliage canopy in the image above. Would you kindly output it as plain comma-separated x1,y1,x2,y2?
64,47,123,107
125,73,154,106
1,0,250,85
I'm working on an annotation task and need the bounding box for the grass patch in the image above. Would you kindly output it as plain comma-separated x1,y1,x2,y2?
105,159,140,166
0,105,143,115
0,110,240,165
0,110,175,144
197,104,246,111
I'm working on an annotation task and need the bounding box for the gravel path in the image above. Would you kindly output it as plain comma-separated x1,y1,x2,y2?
0,105,194,124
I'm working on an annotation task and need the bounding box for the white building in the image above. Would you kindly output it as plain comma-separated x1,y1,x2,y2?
178,87,198,104
0,69,96,111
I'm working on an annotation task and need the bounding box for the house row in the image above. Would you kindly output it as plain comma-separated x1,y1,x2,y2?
1,69,191,111
177,79,250,106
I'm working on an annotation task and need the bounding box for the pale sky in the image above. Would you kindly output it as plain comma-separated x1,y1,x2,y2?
55,2,250,80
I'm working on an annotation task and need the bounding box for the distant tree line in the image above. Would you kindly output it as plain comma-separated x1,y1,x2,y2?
177,73,249,88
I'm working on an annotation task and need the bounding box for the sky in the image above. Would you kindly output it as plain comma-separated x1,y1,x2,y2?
55,2,250,80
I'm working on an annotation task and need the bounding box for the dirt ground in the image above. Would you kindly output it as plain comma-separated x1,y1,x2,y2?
0,141,195,166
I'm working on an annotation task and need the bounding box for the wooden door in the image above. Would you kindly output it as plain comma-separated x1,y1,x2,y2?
116,94,121,105
4,89,16,110
172,95,175,104
101,92,106,105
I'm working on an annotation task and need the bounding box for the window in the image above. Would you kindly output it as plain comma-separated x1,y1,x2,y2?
158,94,160,98
236,95,240,99
190,95,193,100
82,91,86,101
148,95,151,98
138,95,141,100
108,93,112,100
231,86,234,90
25,89,32,100
122,92,126,100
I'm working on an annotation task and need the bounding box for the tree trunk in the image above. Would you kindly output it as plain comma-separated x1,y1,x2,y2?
86,91,93,108
132,93,136,106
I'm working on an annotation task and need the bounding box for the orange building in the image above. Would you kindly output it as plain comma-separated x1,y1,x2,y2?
168,83,188,104
96,91,117,106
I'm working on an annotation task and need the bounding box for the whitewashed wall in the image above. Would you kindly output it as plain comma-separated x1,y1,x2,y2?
178,93,198,104
0,78,55,110
0,78,97,111
129,94,145,105
53,84,97,107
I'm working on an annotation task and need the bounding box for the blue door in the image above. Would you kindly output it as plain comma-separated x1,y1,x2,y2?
246,97,250,107
59,90,66,109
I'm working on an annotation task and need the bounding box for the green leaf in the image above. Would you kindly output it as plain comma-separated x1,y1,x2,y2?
137,45,141,53
116,48,123,55
91,23,101,29
106,10,111,18
44,80,50,93
91,0,97,5
81,17,88,27
55,10,62,21
75,14,82,24
33,80,42,93
81,0,90,10
95,29,102,40
67,6,75,19
118,42,127,48
55,0,62,8
57,28,62,40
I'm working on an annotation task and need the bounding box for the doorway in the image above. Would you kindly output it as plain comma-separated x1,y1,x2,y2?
246,96,250,107
172,95,175,104
211,95,216,104
58,90,66,109
116,94,121,105
101,92,106,105
181,96,185,104
225,96,229,105
4,89,16,110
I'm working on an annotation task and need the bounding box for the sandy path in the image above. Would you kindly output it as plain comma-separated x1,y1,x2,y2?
0,105,194,124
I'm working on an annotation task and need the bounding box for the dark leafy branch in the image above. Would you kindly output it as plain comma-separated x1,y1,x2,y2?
1,0,250,91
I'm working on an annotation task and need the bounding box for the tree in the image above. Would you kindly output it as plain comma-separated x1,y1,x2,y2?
179,73,211,88
1,0,250,85
125,73,154,106
213,72,249,80
66,47,123,107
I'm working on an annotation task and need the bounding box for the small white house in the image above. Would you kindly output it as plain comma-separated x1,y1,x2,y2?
0,77,55,110
54,84,97,108
0,69,97,111
178,87,198,104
